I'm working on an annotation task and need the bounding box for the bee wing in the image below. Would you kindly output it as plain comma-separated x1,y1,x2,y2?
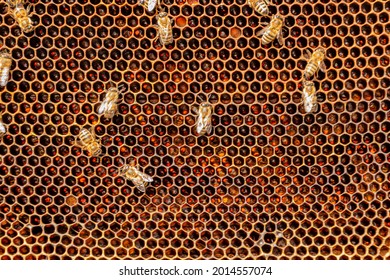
140,172,154,183
97,100,109,115
303,49,312,60
136,183,146,193
206,118,212,134
159,25,172,45
196,113,212,135
148,0,157,11
319,61,327,73
104,103,118,118
276,30,284,45
256,26,267,37
312,103,319,113
191,106,199,115
195,115,204,134
0,122,6,134
205,116,212,134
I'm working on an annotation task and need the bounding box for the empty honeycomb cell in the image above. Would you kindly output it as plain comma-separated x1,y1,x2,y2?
0,0,389,260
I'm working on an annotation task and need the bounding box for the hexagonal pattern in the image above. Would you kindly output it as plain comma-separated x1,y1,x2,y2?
0,0,390,260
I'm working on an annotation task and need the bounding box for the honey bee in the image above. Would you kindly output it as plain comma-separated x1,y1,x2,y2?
192,97,213,136
74,127,101,156
139,0,160,13
97,85,124,119
0,50,12,87
247,0,270,17
303,48,327,79
117,159,153,192
301,80,318,113
7,0,34,33
256,14,284,45
154,8,174,46
0,113,7,141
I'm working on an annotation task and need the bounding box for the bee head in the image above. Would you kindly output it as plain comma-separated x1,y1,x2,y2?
273,14,284,26
157,7,167,18
0,50,11,59
314,48,326,59
106,87,118,98
303,80,314,87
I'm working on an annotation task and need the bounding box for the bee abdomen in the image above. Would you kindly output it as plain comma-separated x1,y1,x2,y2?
255,2,268,15
305,63,318,78
262,30,275,45
79,130,92,143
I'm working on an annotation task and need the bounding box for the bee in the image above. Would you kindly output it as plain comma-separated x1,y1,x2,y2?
7,0,34,33
0,50,12,87
303,48,327,80
117,159,153,192
0,113,6,141
74,127,101,156
192,97,213,136
97,85,125,119
256,14,284,45
247,0,270,17
139,0,160,13
301,80,318,113
154,8,174,46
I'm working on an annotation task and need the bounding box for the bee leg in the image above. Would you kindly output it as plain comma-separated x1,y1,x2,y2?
94,148,102,157
153,28,160,44
197,95,205,103
314,67,321,79
319,61,327,73
8,12,16,20
207,125,212,135
26,4,32,14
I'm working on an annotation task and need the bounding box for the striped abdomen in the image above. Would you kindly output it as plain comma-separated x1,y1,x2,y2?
79,129,93,145
158,25,173,45
261,29,277,45
254,1,268,16
304,61,319,79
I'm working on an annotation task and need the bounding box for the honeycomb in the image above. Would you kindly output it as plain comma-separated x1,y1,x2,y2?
0,0,389,260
